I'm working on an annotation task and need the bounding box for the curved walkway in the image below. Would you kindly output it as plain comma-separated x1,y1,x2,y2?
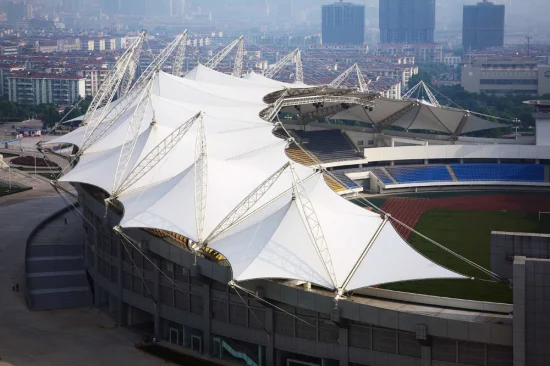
0,194,162,365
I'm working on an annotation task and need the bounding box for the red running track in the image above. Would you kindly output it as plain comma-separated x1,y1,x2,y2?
380,194,550,239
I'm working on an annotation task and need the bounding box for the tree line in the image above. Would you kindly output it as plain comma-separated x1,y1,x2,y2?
0,96,92,129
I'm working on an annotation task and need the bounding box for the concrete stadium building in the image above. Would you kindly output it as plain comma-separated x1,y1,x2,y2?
35,63,550,366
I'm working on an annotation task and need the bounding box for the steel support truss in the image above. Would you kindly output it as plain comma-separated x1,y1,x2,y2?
232,38,245,78
261,93,376,123
295,49,304,84
264,48,300,80
205,36,244,71
337,215,389,298
299,104,347,123
203,162,290,245
289,164,337,289
115,111,203,196
111,77,154,196
79,33,184,154
171,30,188,77
374,102,417,132
119,40,143,97
81,33,145,130
402,81,441,107
329,63,369,92
194,115,208,242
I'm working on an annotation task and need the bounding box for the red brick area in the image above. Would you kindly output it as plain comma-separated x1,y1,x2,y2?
380,194,550,239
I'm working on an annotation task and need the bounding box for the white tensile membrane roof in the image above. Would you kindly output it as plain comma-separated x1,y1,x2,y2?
52,66,465,292
328,98,509,135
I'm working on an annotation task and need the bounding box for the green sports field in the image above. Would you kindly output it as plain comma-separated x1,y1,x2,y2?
380,209,550,303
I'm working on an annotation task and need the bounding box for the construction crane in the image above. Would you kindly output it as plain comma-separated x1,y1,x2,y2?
171,30,188,77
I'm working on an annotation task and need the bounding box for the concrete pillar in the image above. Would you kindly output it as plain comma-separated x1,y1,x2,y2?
202,283,212,355
424,159,428,165
513,256,526,366
421,345,431,366
275,349,282,366
460,158,464,164
266,308,274,366
94,282,100,307
338,327,349,366
391,160,395,166
153,262,161,338
117,240,124,326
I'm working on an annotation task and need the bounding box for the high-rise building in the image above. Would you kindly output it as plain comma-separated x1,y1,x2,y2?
62,0,83,13
6,1,27,25
379,0,436,44
462,1,505,51
322,1,365,45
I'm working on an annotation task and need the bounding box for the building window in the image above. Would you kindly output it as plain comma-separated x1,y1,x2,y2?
398,332,421,358
432,337,456,362
372,328,396,354
349,324,371,350
458,341,485,366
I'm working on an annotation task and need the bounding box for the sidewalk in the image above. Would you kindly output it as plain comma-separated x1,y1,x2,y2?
0,195,163,366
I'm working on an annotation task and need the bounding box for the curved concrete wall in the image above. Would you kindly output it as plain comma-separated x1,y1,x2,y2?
78,184,514,366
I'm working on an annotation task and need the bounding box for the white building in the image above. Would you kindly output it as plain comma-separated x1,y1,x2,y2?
77,67,110,96
7,72,85,105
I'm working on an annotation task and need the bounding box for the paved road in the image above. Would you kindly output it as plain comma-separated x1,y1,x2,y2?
0,192,164,366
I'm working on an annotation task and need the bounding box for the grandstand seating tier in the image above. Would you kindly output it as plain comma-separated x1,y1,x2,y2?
451,164,545,183
386,165,453,184
294,130,358,163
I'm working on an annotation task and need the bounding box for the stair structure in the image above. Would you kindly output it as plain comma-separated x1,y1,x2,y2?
446,165,459,182
26,207,92,310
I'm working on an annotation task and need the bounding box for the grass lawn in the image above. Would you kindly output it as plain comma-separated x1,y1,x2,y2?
381,209,550,303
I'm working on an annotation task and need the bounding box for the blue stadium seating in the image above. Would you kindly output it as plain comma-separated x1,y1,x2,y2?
295,130,358,163
451,164,545,182
386,165,453,184
368,168,394,185
331,171,360,189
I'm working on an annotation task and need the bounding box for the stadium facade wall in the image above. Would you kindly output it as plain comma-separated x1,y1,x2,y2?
78,184,515,366
491,231,550,280
363,145,550,166
513,256,550,366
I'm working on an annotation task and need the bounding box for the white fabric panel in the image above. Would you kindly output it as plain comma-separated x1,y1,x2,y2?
346,222,465,290
307,175,383,287
428,106,464,134
59,125,158,193
391,106,421,130
461,114,509,134
244,72,298,89
407,105,452,133
209,196,334,289
186,65,280,94
120,165,199,240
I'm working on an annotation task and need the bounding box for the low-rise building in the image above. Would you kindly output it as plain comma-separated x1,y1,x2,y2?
461,56,550,95
443,55,462,68
77,66,110,96
377,43,443,64
7,72,85,105
0,64,24,96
